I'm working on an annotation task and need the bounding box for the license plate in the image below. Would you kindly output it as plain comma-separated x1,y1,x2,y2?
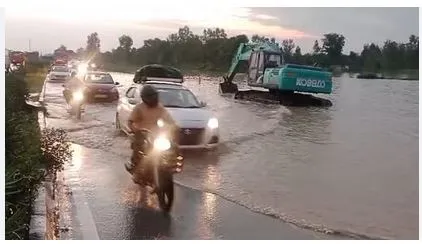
95,94,108,98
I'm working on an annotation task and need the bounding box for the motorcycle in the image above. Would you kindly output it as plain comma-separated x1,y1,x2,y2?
125,119,183,212
66,88,85,120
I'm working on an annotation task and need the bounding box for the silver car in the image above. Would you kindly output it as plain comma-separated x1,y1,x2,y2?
48,65,71,82
115,81,220,150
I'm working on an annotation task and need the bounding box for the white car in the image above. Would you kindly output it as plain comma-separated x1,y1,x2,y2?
48,65,71,82
116,80,220,150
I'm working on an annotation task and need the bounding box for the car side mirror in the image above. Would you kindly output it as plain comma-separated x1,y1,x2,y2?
115,82,120,85
200,101,207,107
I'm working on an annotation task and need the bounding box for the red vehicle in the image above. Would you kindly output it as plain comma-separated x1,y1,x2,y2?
54,59,68,65
83,71,120,102
10,51,26,65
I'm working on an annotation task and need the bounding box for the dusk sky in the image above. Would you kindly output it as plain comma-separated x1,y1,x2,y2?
5,3,419,55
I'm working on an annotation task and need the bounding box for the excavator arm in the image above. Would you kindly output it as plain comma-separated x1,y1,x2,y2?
220,42,282,93
220,43,257,93
223,43,253,83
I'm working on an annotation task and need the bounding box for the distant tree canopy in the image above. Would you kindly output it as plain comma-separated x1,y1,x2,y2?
86,32,101,56
75,26,418,73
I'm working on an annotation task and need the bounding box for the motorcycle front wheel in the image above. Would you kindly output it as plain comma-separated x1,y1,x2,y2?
76,107,82,119
157,171,174,213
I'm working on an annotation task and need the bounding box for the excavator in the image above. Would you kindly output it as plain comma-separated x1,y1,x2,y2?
219,41,333,106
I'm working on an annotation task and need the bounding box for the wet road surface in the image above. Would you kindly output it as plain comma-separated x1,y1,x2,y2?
43,81,336,239
43,72,419,239
57,144,335,240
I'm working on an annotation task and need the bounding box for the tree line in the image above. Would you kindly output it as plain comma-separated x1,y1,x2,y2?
70,25,418,73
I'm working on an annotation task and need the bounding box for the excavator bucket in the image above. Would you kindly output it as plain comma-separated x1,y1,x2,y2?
219,76,239,94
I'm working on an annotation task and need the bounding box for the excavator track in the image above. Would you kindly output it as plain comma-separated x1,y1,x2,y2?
219,82,332,107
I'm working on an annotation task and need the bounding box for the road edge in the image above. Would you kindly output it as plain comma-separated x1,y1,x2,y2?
29,79,60,240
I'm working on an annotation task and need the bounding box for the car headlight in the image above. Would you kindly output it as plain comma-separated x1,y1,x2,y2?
207,118,219,129
72,90,84,102
153,135,171,151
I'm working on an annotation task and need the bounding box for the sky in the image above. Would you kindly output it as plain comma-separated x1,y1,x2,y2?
4,2,419,55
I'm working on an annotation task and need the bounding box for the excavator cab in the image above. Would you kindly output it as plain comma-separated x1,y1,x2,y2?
247,51,282,86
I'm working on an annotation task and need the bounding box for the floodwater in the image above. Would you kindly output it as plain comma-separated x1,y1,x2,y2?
44,72,419,239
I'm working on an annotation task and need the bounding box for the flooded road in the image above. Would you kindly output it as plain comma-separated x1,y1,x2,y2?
44,72,418,239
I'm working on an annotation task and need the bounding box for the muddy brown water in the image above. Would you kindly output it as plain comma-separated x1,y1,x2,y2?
44,73,418,239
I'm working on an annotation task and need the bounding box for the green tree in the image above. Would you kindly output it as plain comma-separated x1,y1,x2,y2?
321,33,346,65
361,43,382,72
281,39,295,63
86,32,101,56
406,35,419,69
347,51,361,72
293,46,302,64
251,34,268,42
313,40,321,54
201,28,227,42
119,35,133,52
381,40,401,70
114,35,134,63
99,25,418,75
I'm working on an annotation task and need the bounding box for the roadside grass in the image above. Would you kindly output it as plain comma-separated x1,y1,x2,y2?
5,70,72,240
24,66,48,93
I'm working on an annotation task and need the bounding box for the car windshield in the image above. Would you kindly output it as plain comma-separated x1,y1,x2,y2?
156,88,201,108
52,66,69,72
85,73,114,84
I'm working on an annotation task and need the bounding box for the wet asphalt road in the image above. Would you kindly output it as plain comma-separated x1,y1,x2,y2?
57,144,335,240
42,81,337,240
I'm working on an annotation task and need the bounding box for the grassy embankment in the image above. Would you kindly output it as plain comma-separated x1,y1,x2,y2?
5,65,71,240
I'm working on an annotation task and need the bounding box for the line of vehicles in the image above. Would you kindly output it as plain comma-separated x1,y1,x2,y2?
47,61,220,150
47,40,333,213
48,62,220,212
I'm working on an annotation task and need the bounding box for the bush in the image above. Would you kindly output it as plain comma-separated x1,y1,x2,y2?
5,72,72,240
41,128,72,176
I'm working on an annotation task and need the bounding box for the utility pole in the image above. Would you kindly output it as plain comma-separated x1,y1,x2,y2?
28,39,31,51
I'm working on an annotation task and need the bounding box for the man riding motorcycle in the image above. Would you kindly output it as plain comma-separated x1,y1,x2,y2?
63,72,86,105
127,85,179,173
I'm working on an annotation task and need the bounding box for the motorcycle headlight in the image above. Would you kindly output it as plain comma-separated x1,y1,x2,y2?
78,63,88,74
207,118,219,129
73,90,84,101
157,119,164,128
153,135,171,151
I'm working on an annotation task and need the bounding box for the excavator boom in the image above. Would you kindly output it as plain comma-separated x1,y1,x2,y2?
220,42,282,93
